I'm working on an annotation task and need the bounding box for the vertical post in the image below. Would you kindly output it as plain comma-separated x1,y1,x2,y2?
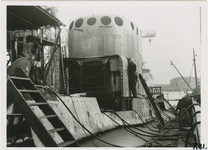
80,62,83,92
102,59,108,109
199,7,201,51
40,29,44,74
59,37,66,94
66,67,69,94
193,49,198,91
77,60,83,93
103,63,106,108
103,63,106,91
14,38,18,61
42,27,61,85
11,40,15,63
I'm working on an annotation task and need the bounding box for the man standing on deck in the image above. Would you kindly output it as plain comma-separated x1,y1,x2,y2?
128,59,138,98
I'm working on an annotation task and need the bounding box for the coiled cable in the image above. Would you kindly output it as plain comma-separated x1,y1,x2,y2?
185,121,201,147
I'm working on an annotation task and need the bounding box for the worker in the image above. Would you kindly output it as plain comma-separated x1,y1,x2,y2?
176,96,193,117
128,59,138,98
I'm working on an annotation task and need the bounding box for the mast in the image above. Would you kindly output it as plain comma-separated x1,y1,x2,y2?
170,61,193,92
193,49,198,91
200,6,201,52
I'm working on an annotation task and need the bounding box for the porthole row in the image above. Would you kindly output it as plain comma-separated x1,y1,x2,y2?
69,16,138,35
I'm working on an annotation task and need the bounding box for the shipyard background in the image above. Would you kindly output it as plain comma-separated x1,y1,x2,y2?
1,1,207,149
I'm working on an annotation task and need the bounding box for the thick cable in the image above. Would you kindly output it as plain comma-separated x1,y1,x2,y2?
158,103,200,132
40,86,200,147
41,86,123,147
109,102,198,147
142,103,200,146
146,103,201,145
137,93,161,123
70,96,98,147
102,112,149,141
46,86,184,147
162,98,177,115
185,121,201,147
131,109,159,132
191,111,201,125
137,92,175,122
108,111,187,137
134,93,180,131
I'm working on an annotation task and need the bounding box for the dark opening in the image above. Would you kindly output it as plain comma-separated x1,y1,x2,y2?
87,17,96,26
101,16,111,25
75,18,83,28
69,21,74,30
65,58,123,111
114,17,123,26
130,22,134,30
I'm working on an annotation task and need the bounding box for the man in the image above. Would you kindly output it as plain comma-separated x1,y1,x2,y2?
176,96,192,116
128,59,138,98
176,96,193,128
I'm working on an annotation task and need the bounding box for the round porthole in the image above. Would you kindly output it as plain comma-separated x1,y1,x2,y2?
101,16,111,25
75,18,83,28
87,17,96,25
69,21,74,30
114,17,123,26
130,22,134,30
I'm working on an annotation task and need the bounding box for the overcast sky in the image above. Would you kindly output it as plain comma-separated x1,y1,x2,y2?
3,1,206,84
55,1,206,84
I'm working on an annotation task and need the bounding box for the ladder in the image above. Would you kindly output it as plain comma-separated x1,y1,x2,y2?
7,68,78,147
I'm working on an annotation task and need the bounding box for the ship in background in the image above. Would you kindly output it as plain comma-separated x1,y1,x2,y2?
6,6,201,148
170,49,201,103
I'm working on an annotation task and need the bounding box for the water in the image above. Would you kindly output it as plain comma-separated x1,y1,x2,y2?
163,91,186,107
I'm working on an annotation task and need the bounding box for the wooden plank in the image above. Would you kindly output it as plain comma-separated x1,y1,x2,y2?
58,140,75,147
28,102,48,106
48,127,66,133
7,113,22,116
18,89,39,93
7,78,58,147
7,69,77,146
39,114,57,119
9,76,30,80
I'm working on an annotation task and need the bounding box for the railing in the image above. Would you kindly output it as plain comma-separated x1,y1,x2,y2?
149,87,162,95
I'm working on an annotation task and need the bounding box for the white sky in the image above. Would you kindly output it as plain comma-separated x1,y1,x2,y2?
54,1,206,84
2,1,206,85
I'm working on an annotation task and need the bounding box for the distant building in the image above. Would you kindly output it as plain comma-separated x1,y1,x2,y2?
142,69,154,87
155,76,200,92
170,77,200,91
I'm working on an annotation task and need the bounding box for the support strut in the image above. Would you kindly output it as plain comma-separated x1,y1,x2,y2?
139,74,165,126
